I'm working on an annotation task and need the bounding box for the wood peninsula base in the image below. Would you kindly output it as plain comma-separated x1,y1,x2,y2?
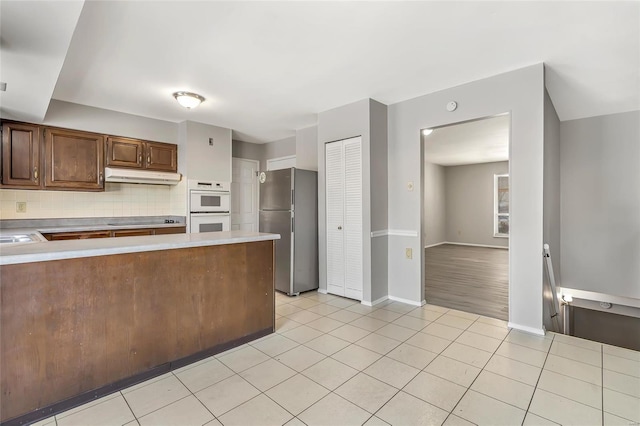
1,239,275,425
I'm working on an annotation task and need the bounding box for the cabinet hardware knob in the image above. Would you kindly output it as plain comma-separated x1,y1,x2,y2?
33,167,38,180
139,154,142,164
147,155,150,164
99,172,103,183
338,226,342,230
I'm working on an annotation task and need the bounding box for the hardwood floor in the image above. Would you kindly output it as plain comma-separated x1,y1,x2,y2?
425,243,509,321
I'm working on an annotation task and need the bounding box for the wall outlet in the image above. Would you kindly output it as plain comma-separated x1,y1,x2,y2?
405,248,412,259
16,202,27,213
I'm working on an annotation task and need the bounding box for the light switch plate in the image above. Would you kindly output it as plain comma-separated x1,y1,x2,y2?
405,248,412,259
407,181,414,191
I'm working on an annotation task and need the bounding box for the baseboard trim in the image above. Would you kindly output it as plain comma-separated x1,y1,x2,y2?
442,242,508,250
317,288,328,294
388,295,425,307
424,242,446,249
362,295,389,307
370,229,419,238
508,322,546,336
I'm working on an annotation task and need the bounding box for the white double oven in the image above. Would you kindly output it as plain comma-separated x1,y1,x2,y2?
188,180,231,233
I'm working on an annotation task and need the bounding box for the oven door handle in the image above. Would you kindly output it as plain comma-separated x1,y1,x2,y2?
190,212,230,215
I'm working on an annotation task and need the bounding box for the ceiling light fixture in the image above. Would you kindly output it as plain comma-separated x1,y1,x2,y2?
173,91,205,109
422,128,433,136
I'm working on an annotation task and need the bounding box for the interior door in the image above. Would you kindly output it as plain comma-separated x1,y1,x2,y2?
231,158,259,231
325,140,346,296
343,138,363,299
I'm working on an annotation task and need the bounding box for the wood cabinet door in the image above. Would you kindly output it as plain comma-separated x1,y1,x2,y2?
1,122,41,187
154,226,186,235
144,142,177,172
106,137,144,169
44,128,104,190
44,231,112,241
112,229,154,237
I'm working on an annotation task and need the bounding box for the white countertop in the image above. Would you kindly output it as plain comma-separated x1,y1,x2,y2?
0,231,280,265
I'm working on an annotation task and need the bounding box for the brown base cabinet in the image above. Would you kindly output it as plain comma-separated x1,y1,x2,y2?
41,226,186,241
0,240,275,424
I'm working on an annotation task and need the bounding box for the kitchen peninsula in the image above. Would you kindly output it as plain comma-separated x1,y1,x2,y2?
0,231,279,425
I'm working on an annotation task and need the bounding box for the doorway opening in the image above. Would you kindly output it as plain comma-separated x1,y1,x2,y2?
421,114,510,320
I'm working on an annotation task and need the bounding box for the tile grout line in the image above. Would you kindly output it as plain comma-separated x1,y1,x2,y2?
521,330,555,425
421,314,487,425
170,371,220,424
601,344,604,426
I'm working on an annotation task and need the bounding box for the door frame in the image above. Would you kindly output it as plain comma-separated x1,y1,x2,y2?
231,157,260,232
266,155,296,171
421,113,511,319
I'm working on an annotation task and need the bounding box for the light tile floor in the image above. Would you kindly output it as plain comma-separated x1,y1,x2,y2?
32,291,640,426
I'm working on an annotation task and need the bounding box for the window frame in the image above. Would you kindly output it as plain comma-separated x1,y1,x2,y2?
494,173,509,238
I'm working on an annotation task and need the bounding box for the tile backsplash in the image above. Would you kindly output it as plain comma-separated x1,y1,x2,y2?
0,181,187,219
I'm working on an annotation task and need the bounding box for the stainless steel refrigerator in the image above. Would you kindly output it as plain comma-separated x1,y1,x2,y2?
259,168,318,295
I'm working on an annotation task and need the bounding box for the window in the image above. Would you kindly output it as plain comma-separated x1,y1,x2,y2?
494,174,509,237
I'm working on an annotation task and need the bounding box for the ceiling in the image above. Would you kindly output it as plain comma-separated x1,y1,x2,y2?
423,114,510,166
1,1,638,143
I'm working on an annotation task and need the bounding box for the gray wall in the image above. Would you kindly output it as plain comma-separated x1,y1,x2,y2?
44,100,178,144
181,121,232,183
543,89,562,331
263,136,296,171
232,136,298,172
560,110,640,300
369,100,389,302
296,126,318,171
317,99,373,303
389,64,546,333
444,161,509,247
423,162,446,246
232,140,263,164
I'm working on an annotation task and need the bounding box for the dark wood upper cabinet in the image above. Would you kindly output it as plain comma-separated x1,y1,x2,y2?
145,142,177,172
106,136,144,168
44,128,105,191
1,122,41,188
106,138,177,172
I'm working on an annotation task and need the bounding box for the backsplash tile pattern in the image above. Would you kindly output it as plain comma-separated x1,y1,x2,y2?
0,181,187,219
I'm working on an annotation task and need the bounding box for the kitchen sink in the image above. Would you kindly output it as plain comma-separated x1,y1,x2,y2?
0,232,46,245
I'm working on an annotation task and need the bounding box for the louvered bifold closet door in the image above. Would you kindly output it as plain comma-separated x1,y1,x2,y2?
342,138,362,300
325,140,346,296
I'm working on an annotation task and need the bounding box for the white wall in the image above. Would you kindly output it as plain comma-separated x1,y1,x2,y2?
560,110,640,300
389,64,545,333
444,161,509,247
423,161,446,246
296,126,318,171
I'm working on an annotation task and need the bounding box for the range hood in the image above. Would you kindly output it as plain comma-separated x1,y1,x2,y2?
104,167,182,185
